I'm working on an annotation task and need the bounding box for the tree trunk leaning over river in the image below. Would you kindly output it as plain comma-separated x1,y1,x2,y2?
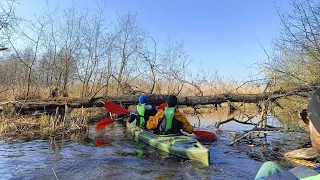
0,83,318,115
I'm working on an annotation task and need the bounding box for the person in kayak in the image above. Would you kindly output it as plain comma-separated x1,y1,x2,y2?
255,161,320,179
300,88,320,153
146,94,194,135
255,88,320,180
128,94,157,128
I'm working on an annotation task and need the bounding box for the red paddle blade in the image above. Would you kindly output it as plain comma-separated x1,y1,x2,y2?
157,103,168,110
96,118,116,130
95,138,105,147
194,130,217,141
95,138,112,147
104,101,130,115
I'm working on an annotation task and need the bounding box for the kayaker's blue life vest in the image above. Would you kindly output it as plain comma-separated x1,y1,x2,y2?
137,104,146,128
157,107,183,135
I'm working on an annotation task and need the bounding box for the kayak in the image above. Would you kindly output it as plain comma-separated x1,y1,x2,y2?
126,120,210,166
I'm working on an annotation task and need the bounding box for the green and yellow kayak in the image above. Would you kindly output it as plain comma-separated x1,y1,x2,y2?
126,120,210,166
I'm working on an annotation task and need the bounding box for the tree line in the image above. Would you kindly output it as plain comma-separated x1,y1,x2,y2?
0,1,228,101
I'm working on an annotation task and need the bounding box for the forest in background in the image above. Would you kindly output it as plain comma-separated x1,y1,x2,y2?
1,0,320,128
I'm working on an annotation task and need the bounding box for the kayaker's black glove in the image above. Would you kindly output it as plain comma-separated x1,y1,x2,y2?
128,114,137,123
300,109,309,125
142,122,148,129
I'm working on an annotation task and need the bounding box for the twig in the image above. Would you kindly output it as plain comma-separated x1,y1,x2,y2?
227,127,308,146
229,128,283,146
215,116,276,129
52,168,59,180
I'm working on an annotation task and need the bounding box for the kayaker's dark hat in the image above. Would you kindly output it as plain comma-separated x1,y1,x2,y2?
167,95,177,107
307,88,320,133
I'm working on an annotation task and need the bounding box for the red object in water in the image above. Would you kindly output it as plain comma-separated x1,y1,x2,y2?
95,138,112,147
96,118,116,130
194,130,217,141
95,138,105,147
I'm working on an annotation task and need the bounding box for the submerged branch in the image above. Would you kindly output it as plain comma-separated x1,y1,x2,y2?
228,127,308,146
229,127,284,146
215,116,276,129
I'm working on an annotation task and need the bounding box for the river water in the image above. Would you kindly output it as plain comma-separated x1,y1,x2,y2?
0,113,282,180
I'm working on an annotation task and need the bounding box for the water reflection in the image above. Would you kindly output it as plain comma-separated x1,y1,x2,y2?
186,111,281,132
136,144,144,159
0,110,279,179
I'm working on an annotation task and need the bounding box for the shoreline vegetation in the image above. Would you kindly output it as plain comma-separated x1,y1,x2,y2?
0,107,105,142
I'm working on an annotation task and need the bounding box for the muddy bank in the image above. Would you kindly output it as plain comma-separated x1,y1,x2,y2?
226,128,319,169
185,113,319,169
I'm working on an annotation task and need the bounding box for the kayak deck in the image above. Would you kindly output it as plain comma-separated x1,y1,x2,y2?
126,121,210,166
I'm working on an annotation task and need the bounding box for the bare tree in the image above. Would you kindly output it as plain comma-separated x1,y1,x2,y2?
0,0,18,98
89,33,116,98
259,0,320,126
113,12,146,94
8,15,44,98
157,37,192,95
76,4,108,97
137,35,159,94
269,0,320,87
0,0,18,48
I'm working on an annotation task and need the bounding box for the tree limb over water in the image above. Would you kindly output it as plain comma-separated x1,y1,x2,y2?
227,127,309,146
214,116,277,129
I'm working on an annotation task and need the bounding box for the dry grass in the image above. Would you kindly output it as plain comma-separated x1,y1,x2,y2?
285,157,318,168
0,106,107,140
0,114,87,136
0,82,263,101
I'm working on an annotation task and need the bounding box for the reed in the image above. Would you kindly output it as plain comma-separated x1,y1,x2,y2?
0,106,94,139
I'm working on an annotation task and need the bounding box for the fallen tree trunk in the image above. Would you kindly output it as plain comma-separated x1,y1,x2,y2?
0,84,318,115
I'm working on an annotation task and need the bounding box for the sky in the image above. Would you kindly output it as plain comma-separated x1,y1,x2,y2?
15,0,292,81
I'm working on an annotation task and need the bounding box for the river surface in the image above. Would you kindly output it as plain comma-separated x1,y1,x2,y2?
0,113,282,180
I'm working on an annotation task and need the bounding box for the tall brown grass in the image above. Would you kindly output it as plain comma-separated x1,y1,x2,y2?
0,81,263,101
0,106,106,139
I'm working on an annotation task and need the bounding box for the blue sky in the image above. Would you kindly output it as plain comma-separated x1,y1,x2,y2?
16,0,292,81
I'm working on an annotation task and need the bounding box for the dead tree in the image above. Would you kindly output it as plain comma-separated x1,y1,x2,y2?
1,83,318,115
